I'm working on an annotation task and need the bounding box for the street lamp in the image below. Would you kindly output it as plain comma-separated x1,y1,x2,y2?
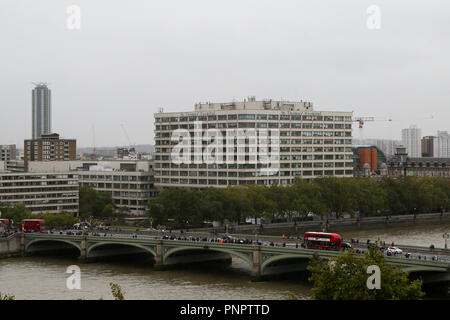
444,232,449,251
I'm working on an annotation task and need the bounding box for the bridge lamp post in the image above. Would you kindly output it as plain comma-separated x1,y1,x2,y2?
444,233,449,251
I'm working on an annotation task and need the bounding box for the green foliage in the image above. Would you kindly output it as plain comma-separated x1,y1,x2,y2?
0,203,31,223
33,212,79,229
0,293,15,300
79,186,114,218
109,282,125,300
307,248,425,300
284,292,300,300
101,204,116,218
147,177,450,226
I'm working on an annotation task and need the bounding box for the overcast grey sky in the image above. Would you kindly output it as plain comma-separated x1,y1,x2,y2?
1,0,449,148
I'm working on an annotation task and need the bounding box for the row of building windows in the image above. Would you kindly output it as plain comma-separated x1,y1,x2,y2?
0,180,78,187
156,123,352,130
155,171,354,184
154,155,353,166
156,115,353,122
155,125,350,137
157,133,351,143
0,174,77,180
155,142,352,154
0,187,79,194
156,136,352,146
80,182,152,190
155,164,353,176
79,175,151,181
155,158,354,168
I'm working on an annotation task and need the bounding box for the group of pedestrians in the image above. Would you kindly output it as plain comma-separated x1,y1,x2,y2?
159,234,292,248
1,230,16,238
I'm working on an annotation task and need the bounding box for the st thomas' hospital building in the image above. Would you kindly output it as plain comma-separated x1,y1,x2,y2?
153,97,354,188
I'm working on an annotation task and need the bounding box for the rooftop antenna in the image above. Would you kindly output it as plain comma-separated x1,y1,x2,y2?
32,82,51,87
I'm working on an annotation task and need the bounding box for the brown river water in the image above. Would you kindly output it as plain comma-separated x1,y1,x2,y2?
1,221,449,300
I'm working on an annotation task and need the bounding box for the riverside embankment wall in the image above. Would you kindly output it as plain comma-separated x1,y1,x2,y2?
0,233,21,258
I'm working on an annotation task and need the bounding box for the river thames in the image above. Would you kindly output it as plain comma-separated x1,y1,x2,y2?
1,221,449,300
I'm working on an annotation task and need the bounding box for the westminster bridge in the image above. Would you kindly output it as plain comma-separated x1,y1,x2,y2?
0,232,444,284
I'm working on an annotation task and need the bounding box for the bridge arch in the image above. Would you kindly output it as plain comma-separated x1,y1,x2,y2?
25,239,81,253
260,253,312,275
87,242,157,258
163,246,253,268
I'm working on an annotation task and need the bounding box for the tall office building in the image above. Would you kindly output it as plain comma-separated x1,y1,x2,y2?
154,97,353,188
421,136,438,157
0,145,16,162
437,131,450,158
402,125,421,157
32,83,52,139
0,172,79,215
24,133,76,172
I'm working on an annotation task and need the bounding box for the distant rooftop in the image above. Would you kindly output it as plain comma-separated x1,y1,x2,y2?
194,96,314,112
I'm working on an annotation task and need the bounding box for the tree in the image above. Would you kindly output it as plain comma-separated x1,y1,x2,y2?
292,178,328,219
147,187,203,228
198,188,225,223
109,282,125,300
35,212,78,229
118,206,131,217
101,204,115,218
220,186,252,223
352,178,387,217
266,184,295,222
0,203,31,224
307,248,425,300
242,185,274,221
313,177,354,219
79,186,113,218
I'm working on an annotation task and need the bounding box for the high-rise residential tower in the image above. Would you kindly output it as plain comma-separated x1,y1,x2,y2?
402,125,421,157
421,136,438,157
32,83,52,139
437,131,450,158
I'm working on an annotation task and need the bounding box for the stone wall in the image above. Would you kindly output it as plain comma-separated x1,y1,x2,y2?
0,233,21,258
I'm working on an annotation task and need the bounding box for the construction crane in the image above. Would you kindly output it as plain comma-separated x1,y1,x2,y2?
121,123,135,151
353,115,434,142
353,117,393,128
353,117,393,141
92,124,96,154
354,115,433,129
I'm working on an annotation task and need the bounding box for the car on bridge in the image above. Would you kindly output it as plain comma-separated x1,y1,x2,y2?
341,242,352,250
386,246,403,255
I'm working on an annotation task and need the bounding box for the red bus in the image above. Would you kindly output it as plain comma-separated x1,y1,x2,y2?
303,232,342,250
0,219,10,232
19,219,46,233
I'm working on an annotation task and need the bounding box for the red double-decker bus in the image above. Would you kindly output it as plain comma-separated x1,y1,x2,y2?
0,219,10,232
303,232,342,250
19,219,46,233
